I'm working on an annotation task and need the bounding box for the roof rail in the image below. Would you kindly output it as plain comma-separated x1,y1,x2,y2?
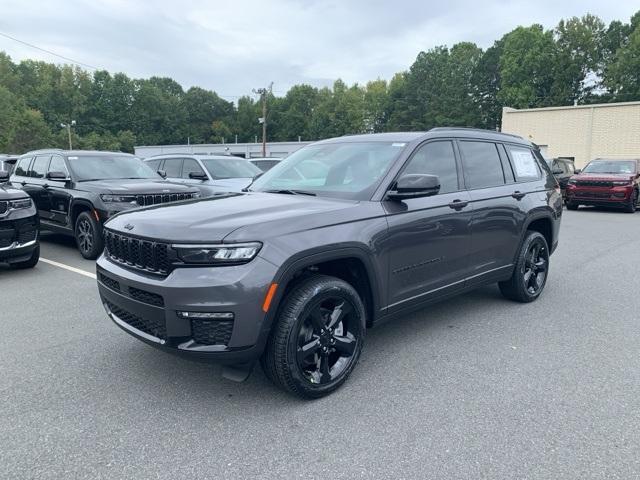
24,148,65,155
429,127,523,139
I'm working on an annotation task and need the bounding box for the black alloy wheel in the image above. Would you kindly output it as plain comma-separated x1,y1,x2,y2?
296,296,359,385
75,211,104,259
499,230,550,303
261,275,366,398
522,238,548,296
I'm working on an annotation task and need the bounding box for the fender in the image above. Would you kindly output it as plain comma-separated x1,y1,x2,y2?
69,198,97,225
260,243,385,334
518,208,558,259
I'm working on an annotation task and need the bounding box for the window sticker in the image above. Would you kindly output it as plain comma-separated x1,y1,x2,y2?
511,149,538,178
391,143,406,147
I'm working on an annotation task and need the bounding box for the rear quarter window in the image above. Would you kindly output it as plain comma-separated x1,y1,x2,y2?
506,146,541,182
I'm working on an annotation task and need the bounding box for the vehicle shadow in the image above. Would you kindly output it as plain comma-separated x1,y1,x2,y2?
115,284,506,406
39,232,79,250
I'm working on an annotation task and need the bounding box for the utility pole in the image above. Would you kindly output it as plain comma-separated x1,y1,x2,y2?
253,82,273,156
60,120,76,150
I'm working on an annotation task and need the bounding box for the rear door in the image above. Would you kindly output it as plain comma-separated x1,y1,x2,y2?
384,139,474,311
45,155,73,227
458,140,527,286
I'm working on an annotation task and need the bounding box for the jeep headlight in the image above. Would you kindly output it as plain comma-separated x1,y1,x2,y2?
101,194,138,204
612,180,631,186
172,242,262,265
9,198,32,209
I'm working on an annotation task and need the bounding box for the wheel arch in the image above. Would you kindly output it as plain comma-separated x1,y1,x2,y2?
70,200,95,227
267,246,383,329
523,213,554,254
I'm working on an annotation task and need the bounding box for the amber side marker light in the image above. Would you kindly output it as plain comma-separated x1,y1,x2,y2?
262,283,278,312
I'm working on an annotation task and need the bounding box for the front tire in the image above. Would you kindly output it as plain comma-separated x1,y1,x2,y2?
75,211,103,259
624,190,638,213
261,275,366,399
11,245,40,269
499,231,550,303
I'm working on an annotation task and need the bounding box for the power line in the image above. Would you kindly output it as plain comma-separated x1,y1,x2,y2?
0,30,99,70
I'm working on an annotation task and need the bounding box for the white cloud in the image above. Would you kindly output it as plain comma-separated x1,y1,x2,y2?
0,0,638,99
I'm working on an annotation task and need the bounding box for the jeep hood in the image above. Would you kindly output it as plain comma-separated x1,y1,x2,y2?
104,192,366,243
76,179,198,194
0,183,30,200
572,173,635,181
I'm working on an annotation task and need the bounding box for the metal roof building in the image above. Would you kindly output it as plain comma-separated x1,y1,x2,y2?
501,101,640,167
134,141,312,159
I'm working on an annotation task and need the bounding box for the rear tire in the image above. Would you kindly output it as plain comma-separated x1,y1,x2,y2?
566,202,579,210
75,211,104,259
10,245,39,269
499,231,549,303
261,275,366,399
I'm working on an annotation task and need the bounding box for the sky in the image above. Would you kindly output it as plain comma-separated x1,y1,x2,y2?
0,0,638,101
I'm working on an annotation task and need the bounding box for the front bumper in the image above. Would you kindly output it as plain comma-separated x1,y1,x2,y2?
96,254,278,365
566,185,634,206
0,211,39,262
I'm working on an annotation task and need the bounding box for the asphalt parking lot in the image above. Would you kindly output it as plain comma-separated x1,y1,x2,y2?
1,209,639,479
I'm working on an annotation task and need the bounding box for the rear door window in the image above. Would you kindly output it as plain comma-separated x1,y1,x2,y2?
30,155,51,179
459,141,505,189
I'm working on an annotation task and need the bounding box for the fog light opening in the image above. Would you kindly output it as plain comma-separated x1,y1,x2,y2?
176,311,234,320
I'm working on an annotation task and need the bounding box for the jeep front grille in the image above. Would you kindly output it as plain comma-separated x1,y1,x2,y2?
576,180,614,187
0,217,37,248
135,193,194,207
105,300,167,339
104,230,170,275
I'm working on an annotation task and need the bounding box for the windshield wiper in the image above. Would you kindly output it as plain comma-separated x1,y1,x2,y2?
263,189,316,196
242,172,265,192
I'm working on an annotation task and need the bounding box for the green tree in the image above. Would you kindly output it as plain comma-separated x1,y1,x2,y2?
605,25,640,100
498,25,558,108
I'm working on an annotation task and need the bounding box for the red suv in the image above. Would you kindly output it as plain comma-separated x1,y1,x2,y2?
565,159,640,213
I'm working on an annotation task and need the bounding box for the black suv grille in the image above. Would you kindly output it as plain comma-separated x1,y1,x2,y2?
136,193,194,207
105,300,167,339
104,230,170,275
0,201,7,215
129,286,164,307
99,273,120,291
576,180,614,187
0,217,37,248
191,319,234,346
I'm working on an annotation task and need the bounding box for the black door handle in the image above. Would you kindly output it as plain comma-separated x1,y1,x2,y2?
448,199,469,210
512,191,526,200
20,181,26,186
43,184,50,189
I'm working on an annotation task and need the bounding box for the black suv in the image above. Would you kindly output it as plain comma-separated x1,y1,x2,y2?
0,170,39,268
11,150,200,259
96,129,562,398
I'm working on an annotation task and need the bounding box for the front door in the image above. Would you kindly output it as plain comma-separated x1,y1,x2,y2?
384,140,474,312
45,155,73,227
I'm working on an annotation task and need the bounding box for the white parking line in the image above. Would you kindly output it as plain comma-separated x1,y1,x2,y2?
40,258,97,279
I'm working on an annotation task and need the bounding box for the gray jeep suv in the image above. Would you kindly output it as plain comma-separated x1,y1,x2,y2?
96,129,563,398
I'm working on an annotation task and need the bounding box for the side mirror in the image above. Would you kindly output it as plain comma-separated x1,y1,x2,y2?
574,169,581,174
157,169,167,178
0,170,9,182
189,171,208,180
387,174,440,200
46,171,69,181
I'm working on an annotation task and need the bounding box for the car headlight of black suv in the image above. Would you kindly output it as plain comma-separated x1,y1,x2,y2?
100,194,138,204
8,198,33,210
172,242,262,265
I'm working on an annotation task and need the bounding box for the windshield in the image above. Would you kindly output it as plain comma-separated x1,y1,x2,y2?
250,142,406,200
582,160,637,175
68,155,160,181
201,158,261,179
